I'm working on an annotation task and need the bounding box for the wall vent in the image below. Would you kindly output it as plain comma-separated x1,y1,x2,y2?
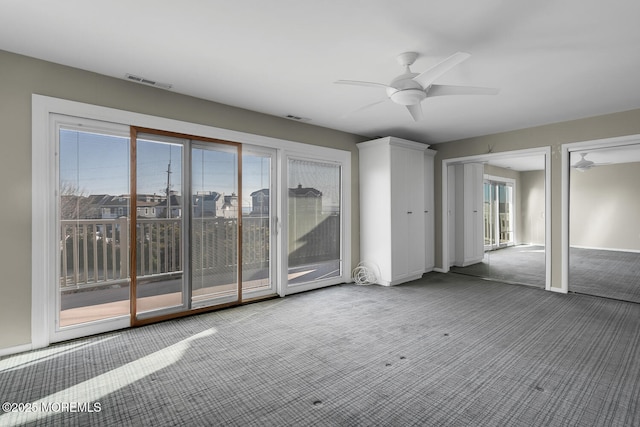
125,74,173,90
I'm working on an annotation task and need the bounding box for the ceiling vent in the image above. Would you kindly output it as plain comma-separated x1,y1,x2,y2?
125,74,173,90
284,114,310,122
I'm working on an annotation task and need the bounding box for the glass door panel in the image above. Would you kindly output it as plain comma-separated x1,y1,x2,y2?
242,148,276,298
484,180,514,250
191,143,239,307
135,135,186,317
58,127,131,328
287,158,342,286
484,181,495,249
498,184,514,246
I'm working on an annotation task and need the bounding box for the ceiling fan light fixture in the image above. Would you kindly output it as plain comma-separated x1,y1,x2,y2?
573,153,595,172
390,89,426,106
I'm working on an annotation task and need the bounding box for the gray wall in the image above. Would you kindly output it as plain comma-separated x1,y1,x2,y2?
4,46,640,352
483,165,546,246
0,49,367,351
520,170,546,245
570,162,640,251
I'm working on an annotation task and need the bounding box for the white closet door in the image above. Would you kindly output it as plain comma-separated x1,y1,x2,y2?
407,150,426,275
390,146,410,280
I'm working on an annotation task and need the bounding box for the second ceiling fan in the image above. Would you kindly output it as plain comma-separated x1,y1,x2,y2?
335,51,499,121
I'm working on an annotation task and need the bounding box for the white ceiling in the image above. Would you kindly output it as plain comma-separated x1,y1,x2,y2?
2,0,640,145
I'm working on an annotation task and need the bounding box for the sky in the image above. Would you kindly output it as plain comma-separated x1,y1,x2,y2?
60,129,273,206
59,129,342,211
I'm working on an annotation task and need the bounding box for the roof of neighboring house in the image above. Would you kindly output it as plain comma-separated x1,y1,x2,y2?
288,184,321,198
195,192,221,202
158,194,182,207
100,196,129,207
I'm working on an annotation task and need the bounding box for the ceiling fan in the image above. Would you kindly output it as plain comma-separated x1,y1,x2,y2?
335,51,499,121
572,153,609,172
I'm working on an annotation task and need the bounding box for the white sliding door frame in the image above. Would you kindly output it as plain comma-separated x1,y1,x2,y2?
32,94,351,351
280,153,350,296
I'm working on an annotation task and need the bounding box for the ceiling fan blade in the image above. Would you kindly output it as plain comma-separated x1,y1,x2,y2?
428,84,500,97
334,80,393,90
413,52,471,88
341,97,390,118
406,103,423,121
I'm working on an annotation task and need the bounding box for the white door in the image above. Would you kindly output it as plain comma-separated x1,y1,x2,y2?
407,149,426,275
283,156,343,294
390,147,410,280
54,119,132,342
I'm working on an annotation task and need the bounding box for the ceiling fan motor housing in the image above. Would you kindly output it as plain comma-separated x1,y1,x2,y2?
387,73,426,105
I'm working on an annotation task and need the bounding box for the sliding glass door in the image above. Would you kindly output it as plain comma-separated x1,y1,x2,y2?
242,146,277,298
48,108,346,342
484,179,514,250
55,125,277,334
134,133,188,319
191,142,240,307
57,124,131,333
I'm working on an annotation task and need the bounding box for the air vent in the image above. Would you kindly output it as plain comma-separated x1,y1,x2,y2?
284,114,310,122
125,74,173,90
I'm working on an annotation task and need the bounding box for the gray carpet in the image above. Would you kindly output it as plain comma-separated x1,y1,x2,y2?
1,273,639,426
451,245,546,287
570,247,640,303
451,245,640,304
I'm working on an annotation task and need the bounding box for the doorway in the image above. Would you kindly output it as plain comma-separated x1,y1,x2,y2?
443,148,550,289
563,136,640,302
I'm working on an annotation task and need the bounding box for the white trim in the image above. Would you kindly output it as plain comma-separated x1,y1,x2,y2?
32,94,352,349
441,164,450,272
50,117,133,342
33,94,350,156
0,343,33,358
561,144,571,294
560,133,640,293
544,149,552,292
547,287,567,294
31,98,51,350
441,147,552,291
569,244,640,253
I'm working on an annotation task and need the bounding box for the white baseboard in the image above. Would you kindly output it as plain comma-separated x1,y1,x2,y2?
0,343,32,358
570,245,640,254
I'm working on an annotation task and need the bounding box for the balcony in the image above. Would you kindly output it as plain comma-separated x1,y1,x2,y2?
59,214,340,326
